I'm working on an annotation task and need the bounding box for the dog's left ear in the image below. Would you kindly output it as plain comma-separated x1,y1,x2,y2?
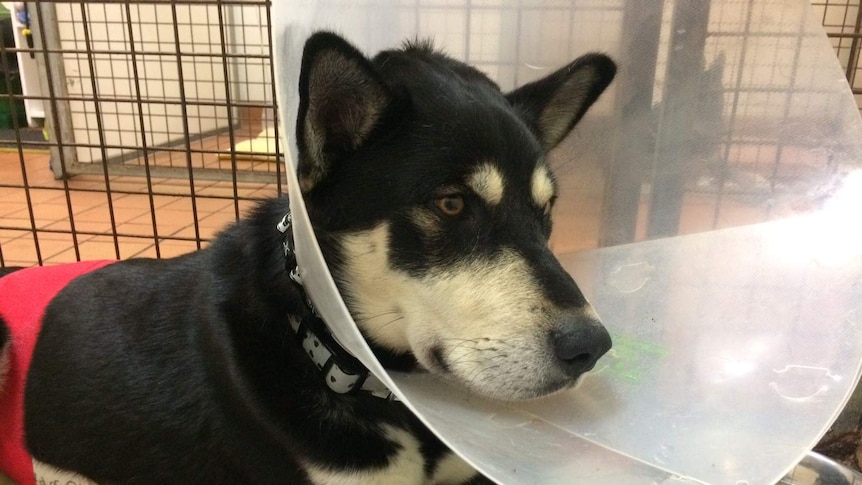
506,54,616,151
296,32,393,192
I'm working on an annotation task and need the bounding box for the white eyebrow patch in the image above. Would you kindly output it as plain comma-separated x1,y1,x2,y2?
468,163,505,206
531,164,555,207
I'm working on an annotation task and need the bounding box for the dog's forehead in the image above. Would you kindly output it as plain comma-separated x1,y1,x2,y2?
466,161,555,207
375,47,527,139
369,47,551,201
530,164,555,206
375,44,501,96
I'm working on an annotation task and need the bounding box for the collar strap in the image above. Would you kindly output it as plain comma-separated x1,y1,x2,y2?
277,211,396,400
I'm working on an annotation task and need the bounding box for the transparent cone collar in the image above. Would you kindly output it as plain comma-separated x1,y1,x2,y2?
272,5,862,482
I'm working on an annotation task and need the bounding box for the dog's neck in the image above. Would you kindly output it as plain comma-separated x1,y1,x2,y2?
276,210,398,400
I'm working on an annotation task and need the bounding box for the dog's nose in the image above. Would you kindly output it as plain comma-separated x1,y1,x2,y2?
551,314,612,377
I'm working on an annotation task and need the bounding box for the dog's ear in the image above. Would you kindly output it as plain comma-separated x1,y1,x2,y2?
296,32,392,192
506,54,616,151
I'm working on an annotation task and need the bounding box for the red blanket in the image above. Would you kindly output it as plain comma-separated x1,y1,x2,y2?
0,261,115,485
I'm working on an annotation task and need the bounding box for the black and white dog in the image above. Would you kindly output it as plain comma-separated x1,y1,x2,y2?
0,32,614,484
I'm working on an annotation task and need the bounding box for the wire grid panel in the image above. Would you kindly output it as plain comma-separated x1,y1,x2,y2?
0,0,282,268
811,0,862,108
52,0,281,179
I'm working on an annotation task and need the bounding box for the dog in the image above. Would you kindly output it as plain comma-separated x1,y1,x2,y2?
0,32,615,484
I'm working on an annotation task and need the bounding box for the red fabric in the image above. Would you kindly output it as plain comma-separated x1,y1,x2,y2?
0,261,115,485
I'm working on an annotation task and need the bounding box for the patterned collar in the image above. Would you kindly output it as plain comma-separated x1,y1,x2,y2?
277,210,396,400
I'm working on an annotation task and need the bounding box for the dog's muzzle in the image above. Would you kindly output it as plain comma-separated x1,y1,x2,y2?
550,313,612,378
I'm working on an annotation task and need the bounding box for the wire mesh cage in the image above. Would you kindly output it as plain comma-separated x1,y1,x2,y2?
0,0,282,266
812,0,862,110
53,1,280,178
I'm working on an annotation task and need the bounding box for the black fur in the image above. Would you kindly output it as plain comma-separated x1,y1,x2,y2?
0,267,24,278
22,199,440,483
9,32,614,484
0,315,8,357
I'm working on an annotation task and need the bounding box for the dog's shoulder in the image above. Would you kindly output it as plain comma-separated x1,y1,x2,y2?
23,196,313,483
50,197,292,310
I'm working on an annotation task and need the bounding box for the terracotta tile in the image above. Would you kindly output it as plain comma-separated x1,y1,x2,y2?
127,209,196,239
131,239,204,259
108,193,152,209
0,229,28,241
75,174,159,193
64,176,110,191
0,230,34,265
13,191,116,231
152,195,185,208
114,238,158,259
101,194,182,212
0,187,29,216
6,188,58,205
4,153,52,186
196,210,241,232
42,219,110,237
10,192,115,234
194,183,253,198
164,223,214,241
156,207,197,225
196,181,273,199
150,179,195,196
63,191,116,214
14,188,68,205
1,209,40,230
34,229,90,241
75,203,152,225
127,245,158,259
30,233,80,260
3,147,285,267
0,186,47,203
247,187,281,199
44,236,153,264
113,221,158,238
0,236,41,263
98,179,156,194
160,195,235,214
0,151,27,181
30,203,75,230
24,172,62,186
174,227,204,241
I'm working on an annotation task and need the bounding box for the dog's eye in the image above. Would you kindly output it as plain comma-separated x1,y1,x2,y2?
435,195,465,217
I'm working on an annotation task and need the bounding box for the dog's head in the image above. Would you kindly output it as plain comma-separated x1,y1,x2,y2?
295,32,615,401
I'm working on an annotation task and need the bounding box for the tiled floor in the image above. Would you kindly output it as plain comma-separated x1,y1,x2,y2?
0,147,282,267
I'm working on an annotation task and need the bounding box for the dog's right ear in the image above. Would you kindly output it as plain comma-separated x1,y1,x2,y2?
296,32,392,193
